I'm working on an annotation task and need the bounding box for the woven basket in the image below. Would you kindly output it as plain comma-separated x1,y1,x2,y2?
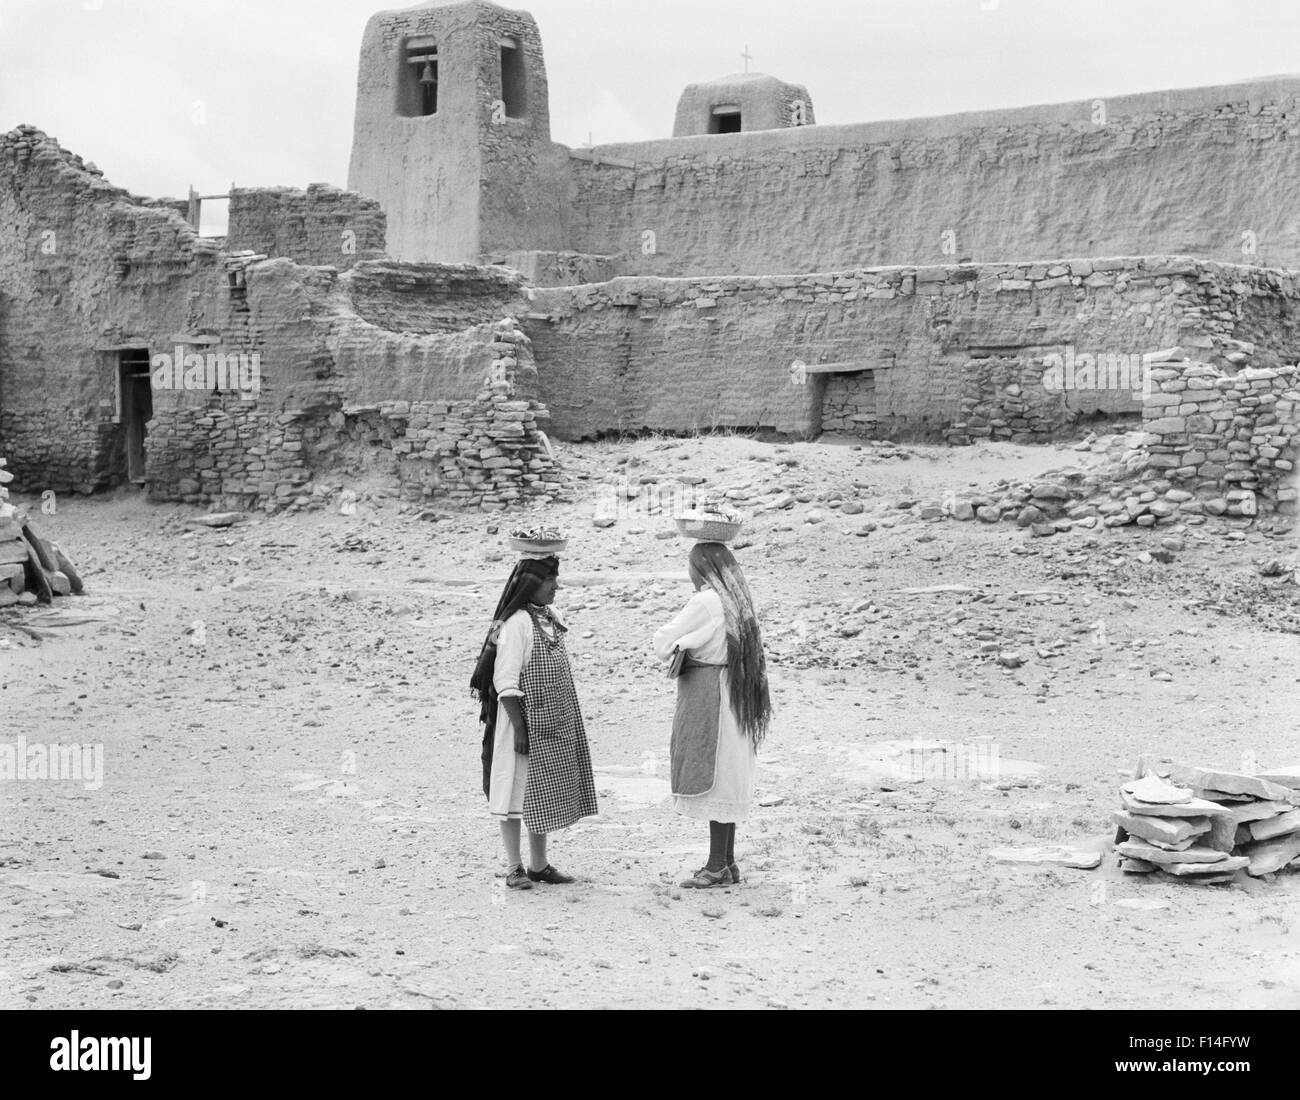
507,537,568,555
675,516,743,543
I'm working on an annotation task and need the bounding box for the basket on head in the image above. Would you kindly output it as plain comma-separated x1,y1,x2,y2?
508,536,568,556
675,515,743,543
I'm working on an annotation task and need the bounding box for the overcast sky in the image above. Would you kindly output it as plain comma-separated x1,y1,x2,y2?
2,0,1298,232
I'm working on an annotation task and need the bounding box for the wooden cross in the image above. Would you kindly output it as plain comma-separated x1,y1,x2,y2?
741,44,752,73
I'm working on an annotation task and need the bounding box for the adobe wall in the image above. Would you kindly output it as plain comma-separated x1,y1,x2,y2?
6,126,1298,516
0,126,559,510
147,316,564,511
0,125,226,492
226,185,386,269
135,258,553,510
562,76,1300,278
524,257,1300,442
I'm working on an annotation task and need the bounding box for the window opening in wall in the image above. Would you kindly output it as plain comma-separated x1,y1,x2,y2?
399,37,438,117
115,349,153,484
499,36,526,117
227,268,248,313
709,105,742,134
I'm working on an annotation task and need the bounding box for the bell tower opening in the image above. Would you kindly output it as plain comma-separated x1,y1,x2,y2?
398,36,438,117
500,35,526,117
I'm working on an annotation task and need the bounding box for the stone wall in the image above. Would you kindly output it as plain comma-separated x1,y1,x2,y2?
143,314,564,513
946,356,1300,532
526,256,1300,443
6,122,1298,516
564,76,1300,278
0,127,560,511
226,185,386,269
820,372,876,435
1135,357,1299,519
144,402,312,508
342,320,565,511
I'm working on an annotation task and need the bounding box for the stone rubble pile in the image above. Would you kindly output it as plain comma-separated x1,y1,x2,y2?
0,457,84,607
937,353,1299,534
1114,758,1300,885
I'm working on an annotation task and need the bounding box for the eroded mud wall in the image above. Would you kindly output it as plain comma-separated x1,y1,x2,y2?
565,77,1300,277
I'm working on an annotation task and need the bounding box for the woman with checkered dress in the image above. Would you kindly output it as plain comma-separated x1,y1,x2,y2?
470,555,598,889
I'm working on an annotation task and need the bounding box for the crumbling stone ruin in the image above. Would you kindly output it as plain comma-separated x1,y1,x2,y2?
1,0,1297,517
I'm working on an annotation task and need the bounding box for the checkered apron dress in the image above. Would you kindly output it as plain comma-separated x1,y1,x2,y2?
519,609,598,835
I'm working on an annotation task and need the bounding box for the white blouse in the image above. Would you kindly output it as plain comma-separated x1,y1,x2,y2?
493,607,564,700
654,589,728,664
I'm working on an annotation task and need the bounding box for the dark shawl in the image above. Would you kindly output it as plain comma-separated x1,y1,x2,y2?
469,556,560,797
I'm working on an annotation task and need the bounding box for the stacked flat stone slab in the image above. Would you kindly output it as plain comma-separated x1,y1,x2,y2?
1115,760,1300,884
0,456,25,607
0,461,82,607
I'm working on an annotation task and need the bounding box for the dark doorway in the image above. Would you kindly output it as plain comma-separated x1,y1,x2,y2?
709,107,742,134
118,349,152,483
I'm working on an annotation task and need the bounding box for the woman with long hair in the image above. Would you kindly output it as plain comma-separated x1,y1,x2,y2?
653,541,771,888
470,554,598,889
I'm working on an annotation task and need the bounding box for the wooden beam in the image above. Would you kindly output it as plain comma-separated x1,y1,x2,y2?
799,360,895,374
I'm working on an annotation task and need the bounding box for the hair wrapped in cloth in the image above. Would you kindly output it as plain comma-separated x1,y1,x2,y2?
469,556,560,798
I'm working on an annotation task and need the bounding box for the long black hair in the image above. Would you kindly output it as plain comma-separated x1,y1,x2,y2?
689,542,771,748
470,556,559,796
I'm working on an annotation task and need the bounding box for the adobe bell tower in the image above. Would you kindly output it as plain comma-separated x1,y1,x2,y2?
348,0,567,263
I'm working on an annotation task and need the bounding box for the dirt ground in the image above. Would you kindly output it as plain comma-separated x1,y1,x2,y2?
2,433,1299,1010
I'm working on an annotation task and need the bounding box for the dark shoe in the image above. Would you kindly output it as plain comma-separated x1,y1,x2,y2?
729,862,741,884
506,865,534,890
680,865,733,889
526,864,575,885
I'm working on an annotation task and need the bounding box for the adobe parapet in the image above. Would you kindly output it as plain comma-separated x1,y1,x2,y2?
565,73,1300,277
